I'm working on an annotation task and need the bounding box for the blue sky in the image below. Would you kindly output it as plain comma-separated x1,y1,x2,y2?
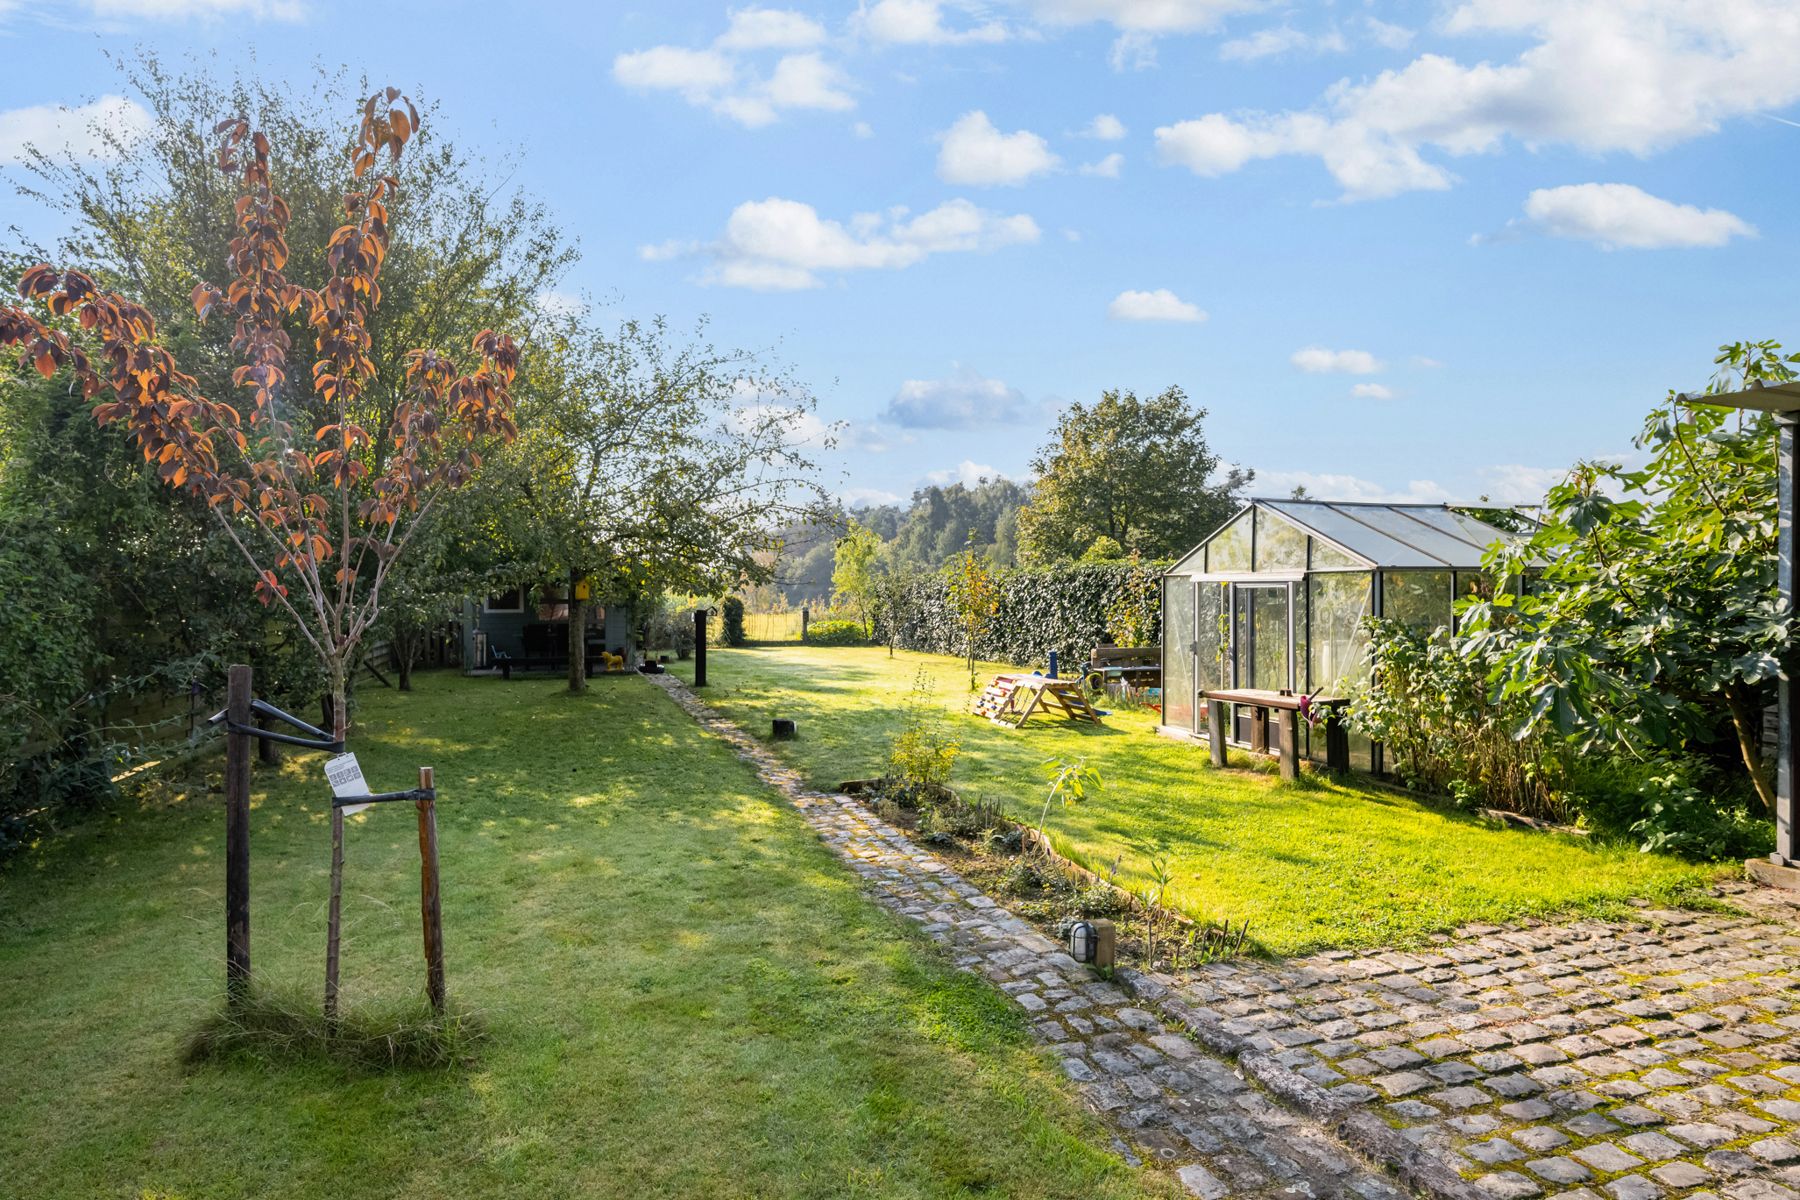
2,0,1798,509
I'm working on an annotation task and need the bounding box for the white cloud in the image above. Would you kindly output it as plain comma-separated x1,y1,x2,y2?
1515,183,1756,249
1350,382,1394,399
1413,356,1444,368
1260,463,1572,506
639,238,702,262
1362,16,1413,50
683,196,1039,290
923,459,1006,487
1018,0,1254,34
85,0,302,16
936,110,1059,186
1219,26,1346,62
1258,470,1451,503
1081,113,1127,140
532,290,584,319
842,485,906,507
613,45,737,100
852,120,875,138
1108,288,1205,322
1155,0,1800,200
1291,346,1383,374
883,364,1032,428
717,6,827,49
855,0,1009,44
0,95,152,165
615,12,856,129
1080,152,1124,177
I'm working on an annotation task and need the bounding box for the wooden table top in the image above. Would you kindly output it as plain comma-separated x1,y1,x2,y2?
1201,688,1347,710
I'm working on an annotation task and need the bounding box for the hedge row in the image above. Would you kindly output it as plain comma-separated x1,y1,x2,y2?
874,562,1162,668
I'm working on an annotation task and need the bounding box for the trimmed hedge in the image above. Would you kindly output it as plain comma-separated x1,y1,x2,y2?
874,562,1162,668
804,619,868,646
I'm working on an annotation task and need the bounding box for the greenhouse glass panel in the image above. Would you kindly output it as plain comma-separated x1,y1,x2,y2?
1162,578,1195,731
1207,510,1252,571
1195,581,1227,694
1383,570,1453,634
1310,538,1362,569
1307,572,1371,697
1344,507,1487,565
1249,587,1291,691
1255,512,1306,571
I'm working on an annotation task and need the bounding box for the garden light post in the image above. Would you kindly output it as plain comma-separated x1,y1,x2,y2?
1679,380,1800,877
694,608,709,688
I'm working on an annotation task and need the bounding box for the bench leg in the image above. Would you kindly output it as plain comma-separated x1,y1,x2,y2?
1280,709,1300,781
501,661,512,681
1250,707,1269,754
1206,701,1226,767
1325,711,1350,773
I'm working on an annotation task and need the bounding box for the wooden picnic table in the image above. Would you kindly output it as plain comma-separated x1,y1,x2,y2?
975,673,1103,728
1201,688,1350,778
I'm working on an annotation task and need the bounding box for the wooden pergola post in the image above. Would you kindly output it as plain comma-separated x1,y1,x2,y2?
1681,382,1800,876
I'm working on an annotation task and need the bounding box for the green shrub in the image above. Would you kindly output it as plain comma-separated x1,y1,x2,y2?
803,619,867,646
1568,756,1770,860
1347,618,1568,821
720,596,746,646
886,669,960,795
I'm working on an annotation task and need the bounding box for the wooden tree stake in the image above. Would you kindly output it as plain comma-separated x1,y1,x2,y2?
416,766,446,1015
324,807,345,1029
224,663,252,1005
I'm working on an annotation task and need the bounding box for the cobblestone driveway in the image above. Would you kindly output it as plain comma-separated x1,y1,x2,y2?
653,674,1800,1200
1146,900,1800,1200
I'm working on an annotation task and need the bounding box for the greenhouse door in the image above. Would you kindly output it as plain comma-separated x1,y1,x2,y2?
1230,584,1295,746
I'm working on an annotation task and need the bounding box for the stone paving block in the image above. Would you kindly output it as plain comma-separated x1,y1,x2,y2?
1480,1170,1545,1198
1505,1099,1559,1121
1667,1123,1738,1149
1751,1137,1800,1164
1617,1132,1684,1162
1436,1085,1494,1110
1528,1158,1594,1185
1721,1183,1799,1200
1571,1143,1645,1174
1649,1161,1714,1189
1375,1070,1433,1096
1701,1150,1760,1177
1603,1175,1663,1200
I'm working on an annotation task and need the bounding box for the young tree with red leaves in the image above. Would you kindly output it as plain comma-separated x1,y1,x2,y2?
0,89,518,745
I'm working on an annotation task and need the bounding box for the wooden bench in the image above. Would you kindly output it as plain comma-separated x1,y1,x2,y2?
1201,688,1350,779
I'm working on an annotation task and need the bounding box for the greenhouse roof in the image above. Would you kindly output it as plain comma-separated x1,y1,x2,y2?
1178,499,1523,572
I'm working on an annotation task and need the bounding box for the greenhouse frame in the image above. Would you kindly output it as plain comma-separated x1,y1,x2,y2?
1159,499,1523,772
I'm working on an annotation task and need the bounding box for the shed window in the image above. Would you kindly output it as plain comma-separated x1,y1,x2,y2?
484,587,523,613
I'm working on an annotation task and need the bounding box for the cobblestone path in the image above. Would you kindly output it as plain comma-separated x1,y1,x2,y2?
650,675,1407,1200
1143,899,1800,1200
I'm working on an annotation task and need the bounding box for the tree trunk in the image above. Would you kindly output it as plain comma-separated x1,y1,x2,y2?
1723,684,1779,816
397,646,413,692
568,568,587,693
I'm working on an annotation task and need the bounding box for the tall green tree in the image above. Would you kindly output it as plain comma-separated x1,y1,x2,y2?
1016,386,1250,563
831,519,882,636
493,311,833,689
1463,340,1798,817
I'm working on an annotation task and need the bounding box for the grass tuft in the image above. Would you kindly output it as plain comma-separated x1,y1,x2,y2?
185,984,487,1071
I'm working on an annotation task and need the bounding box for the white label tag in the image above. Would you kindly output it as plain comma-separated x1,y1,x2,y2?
325,752,373,816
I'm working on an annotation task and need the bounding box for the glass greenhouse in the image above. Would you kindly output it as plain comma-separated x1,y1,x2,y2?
1159,499,1523,772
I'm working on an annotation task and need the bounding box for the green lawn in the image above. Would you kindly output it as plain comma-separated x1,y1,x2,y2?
673,645,1726,956
0,671,1172,1200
